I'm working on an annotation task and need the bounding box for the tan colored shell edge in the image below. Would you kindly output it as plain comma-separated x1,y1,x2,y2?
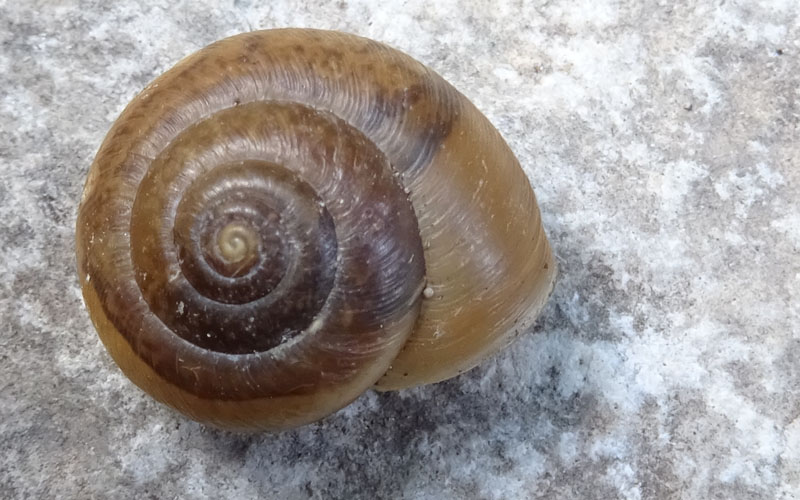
375,70,558,389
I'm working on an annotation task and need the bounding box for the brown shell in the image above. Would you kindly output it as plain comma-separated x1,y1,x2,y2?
76,28,557,431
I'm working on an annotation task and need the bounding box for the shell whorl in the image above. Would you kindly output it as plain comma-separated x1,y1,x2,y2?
76,29,557,430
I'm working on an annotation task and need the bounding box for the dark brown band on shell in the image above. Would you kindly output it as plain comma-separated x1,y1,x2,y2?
80,98,428,399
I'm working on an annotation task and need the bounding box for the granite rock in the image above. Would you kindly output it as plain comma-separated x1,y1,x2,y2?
1,1,798,498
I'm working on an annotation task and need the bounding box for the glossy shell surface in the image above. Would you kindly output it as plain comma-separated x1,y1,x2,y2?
76,29,556,430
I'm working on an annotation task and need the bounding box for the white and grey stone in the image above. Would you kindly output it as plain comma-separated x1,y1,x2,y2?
1,1,798,498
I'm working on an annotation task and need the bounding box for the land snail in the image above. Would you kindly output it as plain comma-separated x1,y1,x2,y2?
76,28,557,431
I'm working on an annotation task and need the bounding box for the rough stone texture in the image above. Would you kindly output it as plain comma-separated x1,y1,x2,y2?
1,1,798,498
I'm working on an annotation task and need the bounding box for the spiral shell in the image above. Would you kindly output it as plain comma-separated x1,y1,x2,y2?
76,29,556,430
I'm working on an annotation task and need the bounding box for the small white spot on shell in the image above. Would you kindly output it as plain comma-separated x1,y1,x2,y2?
307,318,324,334
177,301,185,315
423,287,434,299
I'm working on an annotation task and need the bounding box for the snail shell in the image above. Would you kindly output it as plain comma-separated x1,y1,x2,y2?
76,29,556,431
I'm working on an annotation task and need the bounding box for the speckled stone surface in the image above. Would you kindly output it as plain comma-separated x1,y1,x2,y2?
1,1,798,499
